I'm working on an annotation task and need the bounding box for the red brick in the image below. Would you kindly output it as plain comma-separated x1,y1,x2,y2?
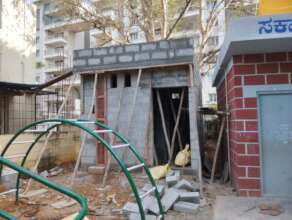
238,178,260,189
233,55,243,64
234,142,246,154
244,75,265,85
247,144,260,154
248,167,260,178
237,155,260,166
229,87,243,98
238,190,248,196
248,190,261,197
231,121,244,131
257,63,279,73
230,98,243,109
236,166,246,177
288,52,292,61
266,52,287,62
244,98,257,108
234,109,257,120
244,54,264,63
245,121,258,131
280,63,292,73
267,74,289,84
234,132,258,142
233,65,256,75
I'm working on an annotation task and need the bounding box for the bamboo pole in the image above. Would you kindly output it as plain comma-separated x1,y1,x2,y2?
168,88,185,164
69,73,98,187
169,94,183,151
210,116,226,183
24,73,78,194
156,90,171,158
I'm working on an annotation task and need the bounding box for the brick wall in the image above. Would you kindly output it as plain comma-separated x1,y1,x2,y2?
217,52,292,197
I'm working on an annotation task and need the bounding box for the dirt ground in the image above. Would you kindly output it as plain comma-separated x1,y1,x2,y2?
0,165,235,220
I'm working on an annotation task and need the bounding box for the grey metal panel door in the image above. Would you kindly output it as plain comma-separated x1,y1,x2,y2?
259,92,292,196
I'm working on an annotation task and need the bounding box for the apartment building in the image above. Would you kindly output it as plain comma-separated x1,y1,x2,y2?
0,0,36,83
34,0,226,107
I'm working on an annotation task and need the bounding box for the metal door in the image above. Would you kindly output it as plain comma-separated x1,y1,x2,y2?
259,91,292,196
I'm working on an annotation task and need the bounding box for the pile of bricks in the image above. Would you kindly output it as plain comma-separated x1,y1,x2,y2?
123,170,201,219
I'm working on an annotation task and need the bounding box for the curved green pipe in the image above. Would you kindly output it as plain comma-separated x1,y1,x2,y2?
2,119,164,220
0,156,88,220
95,121,165,218
15,124,59,203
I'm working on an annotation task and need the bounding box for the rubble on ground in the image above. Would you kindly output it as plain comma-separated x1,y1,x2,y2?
122,169,201,219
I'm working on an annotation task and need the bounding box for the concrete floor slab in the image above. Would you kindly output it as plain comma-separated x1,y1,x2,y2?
214,196,292,220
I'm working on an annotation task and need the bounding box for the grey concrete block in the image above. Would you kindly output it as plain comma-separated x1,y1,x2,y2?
128,213,157,220
168,50,175,58
142,184,165,197
176,48,194,57
123,202,146,214
88,58,101,65
179,192,200,203
119,55,133,63
152,51,168,59
125,45,139,52
93,48,108,56
141,43,156,51
173,179,199,192
149,188,179,214
134,52,150,61
74,59,86,66
79,49,92,57
103,56,117,64
170,38,188,49
166,170,181,187
173,201,199,214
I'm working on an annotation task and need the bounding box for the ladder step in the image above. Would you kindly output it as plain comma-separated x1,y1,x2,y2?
112,144,130,149
12,140,34,144
140,187,156,199
127,163,144,172
0,189,17,196
4,154,26,159
24,129,47,133
93,130,112,134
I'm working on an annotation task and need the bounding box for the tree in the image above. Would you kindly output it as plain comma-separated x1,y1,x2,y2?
59,0,256,74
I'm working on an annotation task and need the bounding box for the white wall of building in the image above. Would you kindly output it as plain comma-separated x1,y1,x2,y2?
0,1,36,83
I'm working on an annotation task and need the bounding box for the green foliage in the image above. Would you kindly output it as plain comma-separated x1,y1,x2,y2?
36,62,44,69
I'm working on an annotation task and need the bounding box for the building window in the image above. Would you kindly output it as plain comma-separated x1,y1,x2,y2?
36,9,40,31
209,93,217,103
130,32,138,41
207,36,219,47
36,36,40,44
130,15,138,26
110,74,117,88
36,49,40,57
124,74,131,87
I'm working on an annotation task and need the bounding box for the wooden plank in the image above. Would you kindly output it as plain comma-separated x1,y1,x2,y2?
210,116,226,183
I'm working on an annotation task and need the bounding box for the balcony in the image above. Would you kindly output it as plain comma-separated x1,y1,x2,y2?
44,64,66,74
44,18,92,33
44,5,65,16
45,49,67,60
45,34,67,47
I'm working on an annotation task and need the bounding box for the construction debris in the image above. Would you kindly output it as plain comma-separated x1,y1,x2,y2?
258,203,284,216
123,169,202,219
51,199,77,209
21,189,48,198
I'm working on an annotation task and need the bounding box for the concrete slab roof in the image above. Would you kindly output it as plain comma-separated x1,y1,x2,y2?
213,13,292,86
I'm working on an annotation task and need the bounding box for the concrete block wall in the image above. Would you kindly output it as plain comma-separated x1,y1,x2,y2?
73,38,194,72
80,65,202,170
216,52,292,197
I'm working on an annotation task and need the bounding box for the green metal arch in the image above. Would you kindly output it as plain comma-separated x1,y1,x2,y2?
0,119,164,220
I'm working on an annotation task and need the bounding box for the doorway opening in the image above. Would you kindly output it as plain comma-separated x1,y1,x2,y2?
153,87,190,165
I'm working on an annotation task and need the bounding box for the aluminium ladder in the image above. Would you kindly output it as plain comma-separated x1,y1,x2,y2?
0,119,165,220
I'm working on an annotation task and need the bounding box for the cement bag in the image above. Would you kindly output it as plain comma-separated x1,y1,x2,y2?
149,164,170,180
175,144,191,167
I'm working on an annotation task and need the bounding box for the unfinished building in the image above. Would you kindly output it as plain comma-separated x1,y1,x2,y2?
73,38,202,171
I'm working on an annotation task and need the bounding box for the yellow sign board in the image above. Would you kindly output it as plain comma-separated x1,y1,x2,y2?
259,0,292,15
